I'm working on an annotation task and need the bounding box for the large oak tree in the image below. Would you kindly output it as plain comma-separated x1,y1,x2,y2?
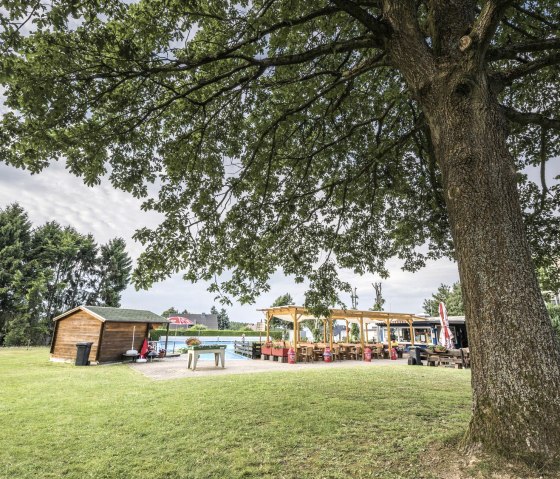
1,0,560,463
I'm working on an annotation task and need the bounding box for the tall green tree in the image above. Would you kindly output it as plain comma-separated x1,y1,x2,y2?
30,222,98,327
0,204,133,343
371,282,385,311
161,307,179,318
2,0,560,461
270,293,295,331
0,204,32,343
211,305,231,330
271,294,295,308
350,323,360,342
89,238,133,307
423,282,465,317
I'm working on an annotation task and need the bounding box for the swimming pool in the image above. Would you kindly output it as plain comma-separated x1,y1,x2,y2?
157,339,248,360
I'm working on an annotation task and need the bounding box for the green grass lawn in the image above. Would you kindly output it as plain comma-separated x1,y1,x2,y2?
1,348,472,479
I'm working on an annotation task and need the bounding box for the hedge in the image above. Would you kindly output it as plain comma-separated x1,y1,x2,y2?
150,329,282,340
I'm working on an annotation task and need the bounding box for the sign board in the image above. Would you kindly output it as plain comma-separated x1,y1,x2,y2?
255,321,265,332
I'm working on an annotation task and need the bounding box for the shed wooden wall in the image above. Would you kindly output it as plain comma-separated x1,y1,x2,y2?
98,322,149,362
50,311,101,361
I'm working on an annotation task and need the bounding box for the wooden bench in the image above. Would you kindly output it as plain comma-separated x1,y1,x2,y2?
438,355,455,367
427,349,466,368
427,355,440,366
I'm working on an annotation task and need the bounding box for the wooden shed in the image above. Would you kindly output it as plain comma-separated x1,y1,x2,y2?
50,306,170,363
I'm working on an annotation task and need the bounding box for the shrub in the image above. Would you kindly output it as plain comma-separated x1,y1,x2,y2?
189,324,208,331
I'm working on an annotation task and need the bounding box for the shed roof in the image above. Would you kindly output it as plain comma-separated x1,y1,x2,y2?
53,305,169,323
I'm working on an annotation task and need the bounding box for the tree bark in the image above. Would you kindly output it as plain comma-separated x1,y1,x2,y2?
381,0,560,463
422,68,560,463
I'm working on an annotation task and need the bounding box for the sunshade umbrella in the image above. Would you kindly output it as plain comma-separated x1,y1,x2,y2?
140,338,149,359
438,302,455,349
167,316,194,325
167,316,194,353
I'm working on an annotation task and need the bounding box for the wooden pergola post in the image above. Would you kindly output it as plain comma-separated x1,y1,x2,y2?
345,320,349,341
164,322,170,353
359,315,364,359
323,319,327,344
329,318,334,351
365,321,369,343
386,318,391,346
409,318,415,346
292,310,298,362
266,311,271,342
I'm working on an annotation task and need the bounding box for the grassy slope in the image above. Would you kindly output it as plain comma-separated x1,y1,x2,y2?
1,348,471,479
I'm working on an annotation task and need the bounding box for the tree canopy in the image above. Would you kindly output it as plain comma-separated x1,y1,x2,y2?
2,1,560,460
211,305,231,329
0,203,132,345
1,1,558,313
422,282,465,316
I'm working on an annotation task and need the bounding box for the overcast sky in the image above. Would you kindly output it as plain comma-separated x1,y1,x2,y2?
0,161,462,323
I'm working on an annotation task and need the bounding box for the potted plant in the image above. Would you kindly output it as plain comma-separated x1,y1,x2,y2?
262,341,273,356
186,337,201,346
434,345,447,353
271,341,289,357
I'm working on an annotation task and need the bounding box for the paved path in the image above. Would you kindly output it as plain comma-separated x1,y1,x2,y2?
129,356,409,380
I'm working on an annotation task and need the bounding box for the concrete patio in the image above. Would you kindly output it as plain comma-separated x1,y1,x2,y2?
129,356,409,380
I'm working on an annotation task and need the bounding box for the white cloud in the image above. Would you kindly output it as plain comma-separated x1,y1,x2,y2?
0,162,460,323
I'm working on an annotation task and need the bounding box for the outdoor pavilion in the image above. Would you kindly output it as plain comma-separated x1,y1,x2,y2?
258,306,432,358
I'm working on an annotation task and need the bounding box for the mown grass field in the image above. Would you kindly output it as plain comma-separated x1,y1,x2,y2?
1,348,474,479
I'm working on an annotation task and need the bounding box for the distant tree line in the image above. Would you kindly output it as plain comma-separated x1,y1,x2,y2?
0,204,132,346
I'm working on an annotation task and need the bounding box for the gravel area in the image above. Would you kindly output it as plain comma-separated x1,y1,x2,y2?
129,356,409,380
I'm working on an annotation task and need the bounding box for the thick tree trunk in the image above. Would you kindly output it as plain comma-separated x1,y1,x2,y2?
422,70,560,462
382,0,560,459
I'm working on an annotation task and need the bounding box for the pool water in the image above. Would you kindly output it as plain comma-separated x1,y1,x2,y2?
157,339,248,360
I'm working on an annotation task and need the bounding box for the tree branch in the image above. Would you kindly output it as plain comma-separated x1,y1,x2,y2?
502,106,560,131
461,1,513,57
381,0,435,92
175,6,343,67
330,0,390,45
77,36,379,85
512,5,560,32
539,127,549,210
496,51,560,85
488,38,560,61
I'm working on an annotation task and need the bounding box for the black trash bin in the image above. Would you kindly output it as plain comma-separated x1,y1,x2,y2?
408,346,423,366
75,342,93,366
